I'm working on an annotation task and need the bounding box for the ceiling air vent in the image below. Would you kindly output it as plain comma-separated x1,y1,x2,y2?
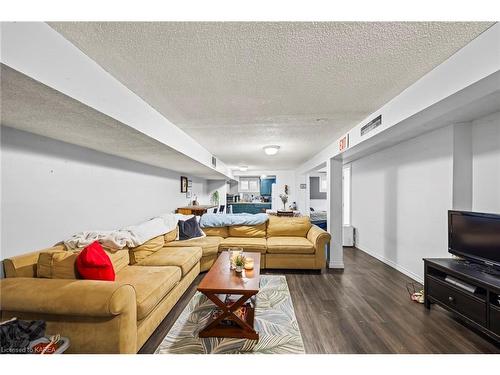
211,156,217,168
361,115,382,136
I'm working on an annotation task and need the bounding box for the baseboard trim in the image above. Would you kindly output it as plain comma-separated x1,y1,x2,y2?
328,260,345,269
355,245,423,284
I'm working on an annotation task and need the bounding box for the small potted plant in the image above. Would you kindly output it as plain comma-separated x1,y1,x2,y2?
234,254,246,273
210,190,220,206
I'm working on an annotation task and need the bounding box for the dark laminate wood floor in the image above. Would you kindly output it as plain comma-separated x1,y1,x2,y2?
139,248,500,354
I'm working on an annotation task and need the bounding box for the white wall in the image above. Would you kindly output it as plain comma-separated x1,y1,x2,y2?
351,126,455,282
452,123,473,211
308,173,327,211
1,127,209,259
206,179,228,211
472,111,500,214
310,199,327,211
309,199,328,211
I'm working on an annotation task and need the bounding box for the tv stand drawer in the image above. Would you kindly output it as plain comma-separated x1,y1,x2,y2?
490,305,500,335
427,276,487,326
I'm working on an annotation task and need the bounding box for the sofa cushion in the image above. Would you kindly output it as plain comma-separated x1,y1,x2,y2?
137,247,202,276
164,236,222,256
202,226,229,237
219,237,267,253
129,235,165,264
267,237,315,254
164,228,178,243
36,245,129,279
37,251,79,279
228,223,266,238
266,215,312,237
4,245,66,278
116,265,181,320
103,247,130,273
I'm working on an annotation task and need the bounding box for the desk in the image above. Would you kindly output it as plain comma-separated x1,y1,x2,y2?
176,205,216,216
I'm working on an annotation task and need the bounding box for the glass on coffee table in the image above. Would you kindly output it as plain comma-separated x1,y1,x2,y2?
228,247,243,270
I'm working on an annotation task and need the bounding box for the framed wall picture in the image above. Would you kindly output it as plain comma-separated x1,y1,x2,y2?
187,179,193,188
180,176,188,193
186,190,192,199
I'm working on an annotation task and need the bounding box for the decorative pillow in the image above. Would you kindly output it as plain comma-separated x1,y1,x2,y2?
174,214,201,240
178,216,205,241
76,241,115,281
37,251,79,279
129,235,165,264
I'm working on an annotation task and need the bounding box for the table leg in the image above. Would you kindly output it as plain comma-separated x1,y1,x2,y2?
199,291,258,340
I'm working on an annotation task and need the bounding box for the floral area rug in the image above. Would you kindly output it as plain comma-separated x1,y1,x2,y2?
155,275,305,354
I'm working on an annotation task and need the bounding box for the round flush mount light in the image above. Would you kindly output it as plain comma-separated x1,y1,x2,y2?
239,166,248,171
263,145,280,156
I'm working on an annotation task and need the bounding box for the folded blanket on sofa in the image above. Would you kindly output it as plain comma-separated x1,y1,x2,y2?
64,230,131,250
200,213,269,228
64,213,179,250
123,214,178,247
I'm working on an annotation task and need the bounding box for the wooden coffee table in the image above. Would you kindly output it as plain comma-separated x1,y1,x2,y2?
197,252,261,340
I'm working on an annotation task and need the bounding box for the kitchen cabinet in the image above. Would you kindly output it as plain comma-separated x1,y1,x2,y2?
260,178,275,196
230,203,272,214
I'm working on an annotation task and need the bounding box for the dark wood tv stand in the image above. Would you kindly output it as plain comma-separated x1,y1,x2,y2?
424,258,500,343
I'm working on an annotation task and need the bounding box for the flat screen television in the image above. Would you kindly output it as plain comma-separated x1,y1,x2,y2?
448,210,500,268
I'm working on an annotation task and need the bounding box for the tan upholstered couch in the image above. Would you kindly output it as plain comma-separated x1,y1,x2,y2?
166,215,331,271
0,236,202,354
0,215,330,353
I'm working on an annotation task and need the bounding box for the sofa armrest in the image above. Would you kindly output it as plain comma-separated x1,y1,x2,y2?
307,225,331,248
0,278,136,317
307,225,331,268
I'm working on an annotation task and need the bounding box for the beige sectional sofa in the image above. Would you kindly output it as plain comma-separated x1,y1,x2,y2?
0,215,330,353
166,215,330,271
1,238,202,354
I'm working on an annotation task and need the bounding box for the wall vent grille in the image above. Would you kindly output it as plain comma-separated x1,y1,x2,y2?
361,115,382,136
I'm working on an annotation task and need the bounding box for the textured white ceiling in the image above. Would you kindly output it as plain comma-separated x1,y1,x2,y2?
0,64,227,179
49,22,493,169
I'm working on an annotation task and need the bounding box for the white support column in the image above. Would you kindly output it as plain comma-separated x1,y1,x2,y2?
328,157,344,269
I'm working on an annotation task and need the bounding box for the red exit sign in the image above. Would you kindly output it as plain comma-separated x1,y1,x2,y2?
339,134,349,152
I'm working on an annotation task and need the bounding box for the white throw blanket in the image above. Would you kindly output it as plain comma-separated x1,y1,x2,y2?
63,230,130,250
64,213,179,250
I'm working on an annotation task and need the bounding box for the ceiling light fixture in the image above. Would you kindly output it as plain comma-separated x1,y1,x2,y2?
239,166,248,171
263,145,280,156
